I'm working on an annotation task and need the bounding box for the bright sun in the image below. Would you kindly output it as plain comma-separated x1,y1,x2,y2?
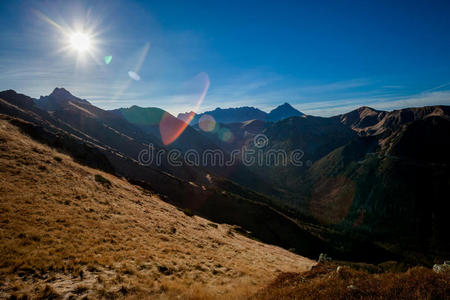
69,32,91,52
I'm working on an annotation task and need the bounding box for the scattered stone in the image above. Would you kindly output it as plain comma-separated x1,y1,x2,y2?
318,253,332,263
157,265,172,275
433,262,450,274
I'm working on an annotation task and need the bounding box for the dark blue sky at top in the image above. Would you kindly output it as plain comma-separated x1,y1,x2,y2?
0,0,449,115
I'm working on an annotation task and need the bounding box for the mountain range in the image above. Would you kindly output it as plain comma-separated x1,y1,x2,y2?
0,88,326,259
1,87,449,266
177,102,304,124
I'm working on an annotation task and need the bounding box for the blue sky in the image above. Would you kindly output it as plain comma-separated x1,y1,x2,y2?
1,0,450,116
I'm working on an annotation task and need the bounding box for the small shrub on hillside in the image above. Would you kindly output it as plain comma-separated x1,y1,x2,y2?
121,265,135,275
53,156,62,162
72,285,88,295
94,174,111,187
157,265,172,275
119,285,130,295
87,264,99,272
212,269,220,275
38,285,60,300
8,293,30,300
178,207,194,217
32,147,43,154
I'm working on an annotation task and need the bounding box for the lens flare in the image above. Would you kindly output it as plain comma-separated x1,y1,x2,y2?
104,56,112,64
159,72,210,145
218,127,233,142
199,115,216,132
159,112,187,145
113,43,150,101
128,71,141,81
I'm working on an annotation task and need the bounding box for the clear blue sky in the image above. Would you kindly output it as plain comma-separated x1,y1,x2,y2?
1,0,450,116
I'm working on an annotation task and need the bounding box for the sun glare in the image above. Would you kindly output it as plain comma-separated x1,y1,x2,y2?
69,32,91,52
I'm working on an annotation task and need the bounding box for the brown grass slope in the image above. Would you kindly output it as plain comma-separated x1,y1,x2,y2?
0,119,314,299
254,263,450,300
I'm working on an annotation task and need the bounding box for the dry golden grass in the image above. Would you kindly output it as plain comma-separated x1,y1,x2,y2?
0,119,315,299
254,262,450,300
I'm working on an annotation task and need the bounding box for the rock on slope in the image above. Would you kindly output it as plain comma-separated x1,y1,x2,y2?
0,119,314,299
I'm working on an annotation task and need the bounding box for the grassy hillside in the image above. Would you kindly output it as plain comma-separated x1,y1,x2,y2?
254,262,450,300
0,119,314,299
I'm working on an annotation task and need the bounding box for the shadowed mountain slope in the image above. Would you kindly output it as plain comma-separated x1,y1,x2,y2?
196,115,357,193
110,105,281,197
111,105,220,152
194,104,450,264
300,115,450,262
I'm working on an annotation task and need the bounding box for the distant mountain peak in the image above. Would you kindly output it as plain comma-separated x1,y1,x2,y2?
271,102,301,112
356,106,378,113
272,102,298,110
339,106,386,130
35,88,91,110
280,102,293,107
52,87,70,93
49,87,75,99
267,102,304,121
1,89,17,94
